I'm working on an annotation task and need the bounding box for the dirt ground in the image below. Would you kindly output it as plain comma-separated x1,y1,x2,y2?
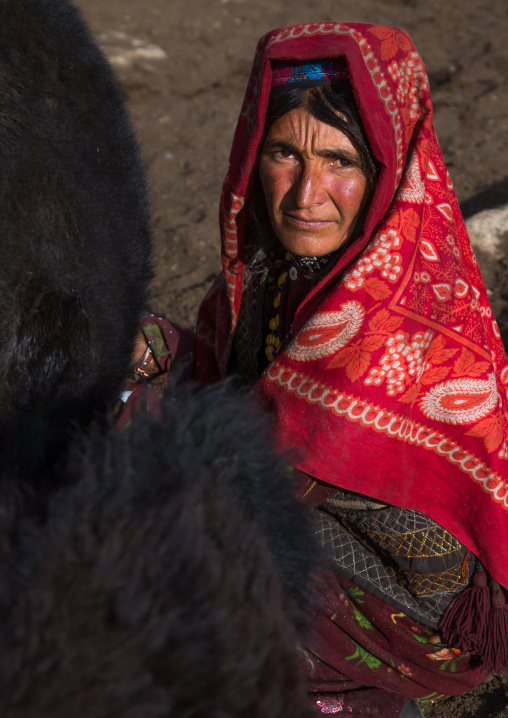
74,0,508,715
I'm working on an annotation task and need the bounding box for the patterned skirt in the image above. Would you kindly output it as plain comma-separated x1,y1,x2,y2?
304,570,486,716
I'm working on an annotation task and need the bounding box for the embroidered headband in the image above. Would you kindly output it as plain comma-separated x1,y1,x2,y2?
271,57,350,89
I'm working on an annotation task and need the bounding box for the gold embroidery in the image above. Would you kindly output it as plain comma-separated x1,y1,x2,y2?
358,525,461,559
405,562,470,595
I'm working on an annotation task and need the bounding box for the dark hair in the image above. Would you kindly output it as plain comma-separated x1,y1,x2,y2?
263,82,379,199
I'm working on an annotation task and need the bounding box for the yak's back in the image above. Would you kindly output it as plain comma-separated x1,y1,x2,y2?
0,382,318,718
0,0,152,478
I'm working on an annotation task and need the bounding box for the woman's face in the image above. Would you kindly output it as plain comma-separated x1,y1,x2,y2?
259,108,368,257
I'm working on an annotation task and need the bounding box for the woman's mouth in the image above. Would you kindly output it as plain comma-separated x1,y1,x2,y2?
284,214,334,230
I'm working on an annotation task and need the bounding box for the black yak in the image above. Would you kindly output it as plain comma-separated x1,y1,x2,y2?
0,0,152,482
0,2,319,716
0,382,318,718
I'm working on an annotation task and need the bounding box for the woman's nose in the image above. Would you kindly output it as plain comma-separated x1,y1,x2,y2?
294,162,326,208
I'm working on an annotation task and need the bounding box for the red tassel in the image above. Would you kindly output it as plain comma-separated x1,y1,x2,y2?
439,567,508,674
483,580,508,674
439,565,490,653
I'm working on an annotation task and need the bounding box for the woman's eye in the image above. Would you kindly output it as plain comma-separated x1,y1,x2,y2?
333,156,354,168
274,149,294,159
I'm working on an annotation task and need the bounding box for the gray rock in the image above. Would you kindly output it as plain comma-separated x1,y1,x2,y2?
98,31,167,70
465,204,508,348
399,700,425,718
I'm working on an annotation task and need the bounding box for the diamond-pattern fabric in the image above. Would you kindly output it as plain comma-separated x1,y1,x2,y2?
314,506,474,629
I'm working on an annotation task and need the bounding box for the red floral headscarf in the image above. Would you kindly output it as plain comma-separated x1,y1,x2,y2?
194,23,508,587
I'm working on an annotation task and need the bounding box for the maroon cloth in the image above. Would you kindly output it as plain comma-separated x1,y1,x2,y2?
304,573,486,711
116,313,195,429
139,313,195,375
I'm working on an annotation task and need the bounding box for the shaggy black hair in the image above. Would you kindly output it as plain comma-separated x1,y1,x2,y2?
0,0,152,481
0,381,319,718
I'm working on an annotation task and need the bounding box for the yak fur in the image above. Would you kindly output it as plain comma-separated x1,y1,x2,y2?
0,2,320,715
0,0,152,481
0,382,318,718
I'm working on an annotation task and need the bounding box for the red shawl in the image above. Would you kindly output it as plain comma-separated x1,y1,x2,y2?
194,23,508,588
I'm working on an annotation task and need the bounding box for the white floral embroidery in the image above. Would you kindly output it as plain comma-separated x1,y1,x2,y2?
365,330,434,396
344,229,402,290
386,51,429,120
419,373,498,425
287,303,365,361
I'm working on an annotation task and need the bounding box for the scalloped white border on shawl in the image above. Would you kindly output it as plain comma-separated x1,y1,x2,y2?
265,363,508,509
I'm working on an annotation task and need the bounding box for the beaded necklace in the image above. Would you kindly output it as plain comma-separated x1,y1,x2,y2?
264,249,339,363
265,251,292,363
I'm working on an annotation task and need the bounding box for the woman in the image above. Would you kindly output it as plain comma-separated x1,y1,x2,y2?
129,22,508,717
